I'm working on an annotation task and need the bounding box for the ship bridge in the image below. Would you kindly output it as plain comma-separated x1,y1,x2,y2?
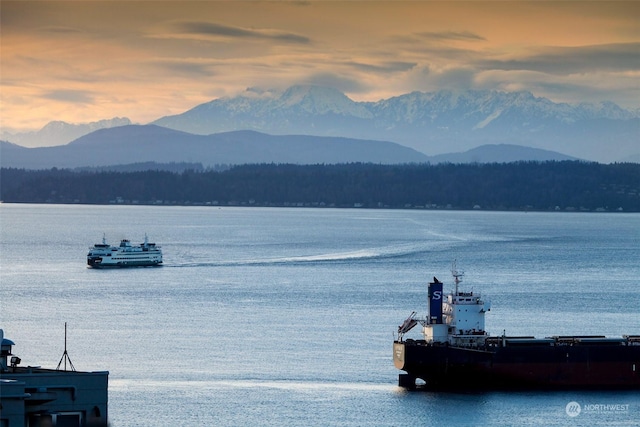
421,265,491,346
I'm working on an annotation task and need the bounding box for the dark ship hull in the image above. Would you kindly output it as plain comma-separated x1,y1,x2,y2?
394,336,640,390
87,257,162,268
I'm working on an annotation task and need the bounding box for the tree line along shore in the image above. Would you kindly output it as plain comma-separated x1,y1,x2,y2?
1,161,639,212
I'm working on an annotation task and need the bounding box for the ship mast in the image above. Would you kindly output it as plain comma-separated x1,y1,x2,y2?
56,322,76,372
451,260,464,295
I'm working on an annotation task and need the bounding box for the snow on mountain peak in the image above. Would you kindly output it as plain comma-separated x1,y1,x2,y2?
277,85,373,118
473,109,503,129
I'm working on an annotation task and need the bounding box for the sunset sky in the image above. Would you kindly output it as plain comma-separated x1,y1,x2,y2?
1,1,639,133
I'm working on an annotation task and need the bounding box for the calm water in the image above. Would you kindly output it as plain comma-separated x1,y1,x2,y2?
1,204,639,426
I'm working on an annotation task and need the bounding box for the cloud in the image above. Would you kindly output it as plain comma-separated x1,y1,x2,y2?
152,59,217,77
173,21,311,44
2,0,639,132
344,61,417,74
479,43,640,74
415,31,486,42
475,69,640,108
41,26,84,35
400,65,477,93
299,72,370,95
41,89,94,104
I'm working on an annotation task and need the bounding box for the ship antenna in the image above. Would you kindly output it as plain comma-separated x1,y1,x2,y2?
56,322,76,372
451,260,464,295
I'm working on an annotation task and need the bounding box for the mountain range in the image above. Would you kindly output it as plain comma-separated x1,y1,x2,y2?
152,86,639,163
0,125,578,170
0,126,428,169
1,117,131,148
1,86,637,165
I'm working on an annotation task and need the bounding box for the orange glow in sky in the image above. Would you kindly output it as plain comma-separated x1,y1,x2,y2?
1,1,638,133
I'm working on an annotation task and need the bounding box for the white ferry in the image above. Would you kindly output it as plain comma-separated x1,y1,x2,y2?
87,234,163,268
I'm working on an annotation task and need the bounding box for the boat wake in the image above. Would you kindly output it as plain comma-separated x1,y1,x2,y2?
167,241,455,268
165,230,523,269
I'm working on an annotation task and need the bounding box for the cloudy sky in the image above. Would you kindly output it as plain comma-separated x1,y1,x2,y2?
1,1,639,132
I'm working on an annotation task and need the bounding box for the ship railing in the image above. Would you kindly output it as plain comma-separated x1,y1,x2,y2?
449,333,488,348
456,291,474,297
551,335,628,346
485,336,545,348
399,338,428,346
624,335,640,344
485,336,632,348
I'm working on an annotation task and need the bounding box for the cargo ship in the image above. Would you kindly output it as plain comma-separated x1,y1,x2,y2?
87,234,162,268
393,264,640,390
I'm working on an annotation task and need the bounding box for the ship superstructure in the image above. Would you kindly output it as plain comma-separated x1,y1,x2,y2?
394,263,640,390
0,329,109,426
87,234,162,268
419,266,491,347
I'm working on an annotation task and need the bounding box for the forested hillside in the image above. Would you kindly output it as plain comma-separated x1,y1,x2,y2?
2,162,639,212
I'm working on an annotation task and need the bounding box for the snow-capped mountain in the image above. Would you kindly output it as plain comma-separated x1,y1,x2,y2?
152,86,639,163
1,117,132,148
3,86,637,163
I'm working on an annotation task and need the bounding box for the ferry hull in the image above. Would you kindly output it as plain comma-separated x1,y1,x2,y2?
394,341,640,390
87,258,162,268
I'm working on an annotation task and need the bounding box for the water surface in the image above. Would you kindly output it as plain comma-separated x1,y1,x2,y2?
1,204,638,426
